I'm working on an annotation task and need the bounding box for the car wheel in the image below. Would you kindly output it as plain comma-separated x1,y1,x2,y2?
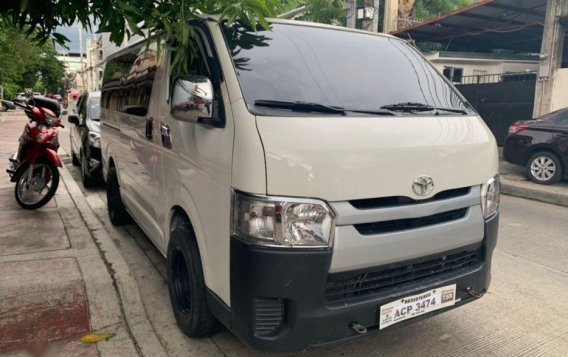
70,135,80,166
527,151,563,185
106,165,132,226
167,217,220,337
81,151,96,188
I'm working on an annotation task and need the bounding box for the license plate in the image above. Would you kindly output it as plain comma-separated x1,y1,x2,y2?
378,284,457,330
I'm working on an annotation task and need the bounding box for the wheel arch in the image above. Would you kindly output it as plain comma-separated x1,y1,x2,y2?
167,202,211,287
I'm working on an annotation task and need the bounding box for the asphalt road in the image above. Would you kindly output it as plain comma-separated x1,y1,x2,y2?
58,118,568,356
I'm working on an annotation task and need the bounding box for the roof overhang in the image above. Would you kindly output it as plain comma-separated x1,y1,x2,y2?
392,0,548,53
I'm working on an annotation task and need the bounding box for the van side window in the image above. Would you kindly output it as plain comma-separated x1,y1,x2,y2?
102,41,158,117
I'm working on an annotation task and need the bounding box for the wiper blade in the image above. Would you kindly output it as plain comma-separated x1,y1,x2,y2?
254,100,397,116
344,108,396,116
380,102,468,114
254,100,346,114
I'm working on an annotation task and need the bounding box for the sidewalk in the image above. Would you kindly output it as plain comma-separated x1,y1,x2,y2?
0,114,141,356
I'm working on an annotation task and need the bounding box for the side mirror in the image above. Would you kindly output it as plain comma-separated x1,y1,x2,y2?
171,75,220,126
68,114,80,125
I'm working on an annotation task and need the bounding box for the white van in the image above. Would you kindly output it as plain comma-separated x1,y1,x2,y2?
101,18,500,352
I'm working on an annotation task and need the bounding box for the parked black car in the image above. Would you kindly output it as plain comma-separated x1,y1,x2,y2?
503,108,568,185
68,91,101,187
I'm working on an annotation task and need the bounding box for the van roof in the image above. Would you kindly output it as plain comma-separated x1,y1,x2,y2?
104,17,399,64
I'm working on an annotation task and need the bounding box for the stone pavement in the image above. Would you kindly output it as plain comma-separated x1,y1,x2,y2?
0,113,140,356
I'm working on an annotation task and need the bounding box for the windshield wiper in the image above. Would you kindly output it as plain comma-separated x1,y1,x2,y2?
254,100,396,116
380,102,468,115
254,100,346,114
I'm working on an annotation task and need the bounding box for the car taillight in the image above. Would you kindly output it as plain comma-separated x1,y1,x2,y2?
508,124,529,136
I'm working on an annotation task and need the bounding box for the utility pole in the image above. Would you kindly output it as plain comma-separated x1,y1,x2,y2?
346,0,357,29
533,0,568,117
383,0,400,33
347,0,381,32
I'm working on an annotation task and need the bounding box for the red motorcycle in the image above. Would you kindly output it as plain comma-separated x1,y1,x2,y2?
6,96,64,209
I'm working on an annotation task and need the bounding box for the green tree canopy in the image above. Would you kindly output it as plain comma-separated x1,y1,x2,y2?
0,0,280,75
0,28,65,99
415,0,476,20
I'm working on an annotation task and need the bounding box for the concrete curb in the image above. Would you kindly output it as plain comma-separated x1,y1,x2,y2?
58,157,168,357
501,177,568,207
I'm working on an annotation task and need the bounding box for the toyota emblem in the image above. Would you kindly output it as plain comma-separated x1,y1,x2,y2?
412,176,434,196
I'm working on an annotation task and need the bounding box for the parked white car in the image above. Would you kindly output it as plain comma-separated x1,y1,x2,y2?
100,18,500,352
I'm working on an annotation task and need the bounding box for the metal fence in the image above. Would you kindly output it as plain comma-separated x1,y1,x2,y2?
458,71,537,85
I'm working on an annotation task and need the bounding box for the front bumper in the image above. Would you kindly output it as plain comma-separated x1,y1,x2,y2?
226,214,499,352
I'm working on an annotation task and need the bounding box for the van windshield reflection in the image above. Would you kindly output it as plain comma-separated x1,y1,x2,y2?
224,23,475,117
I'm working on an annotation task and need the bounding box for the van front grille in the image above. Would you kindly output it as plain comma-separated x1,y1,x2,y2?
325,248,482,303
354,208,468,235
349,187,471,210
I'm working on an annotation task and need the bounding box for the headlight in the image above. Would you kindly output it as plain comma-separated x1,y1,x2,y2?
45,114,57,126
481,175,500,219
232,191,335,248
88,132,101,148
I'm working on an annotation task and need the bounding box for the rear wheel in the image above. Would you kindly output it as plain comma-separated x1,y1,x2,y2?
14,158,59,210
106,165,132,225
527,151,563,185
167,217,219,337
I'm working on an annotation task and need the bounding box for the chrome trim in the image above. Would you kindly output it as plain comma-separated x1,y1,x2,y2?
330,185,481,226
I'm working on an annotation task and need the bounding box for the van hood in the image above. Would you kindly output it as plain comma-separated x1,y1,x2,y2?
256,115,498,202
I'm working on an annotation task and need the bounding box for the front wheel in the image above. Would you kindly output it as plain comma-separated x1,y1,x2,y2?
167,218,220,337
14,159,60,210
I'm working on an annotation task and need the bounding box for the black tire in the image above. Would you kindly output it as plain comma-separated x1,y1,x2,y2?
14,159,59,210
80,151,96,188
167,217,220,337
70,134,80,166
71,151,80,166
106,165,132,225
526,151,563,185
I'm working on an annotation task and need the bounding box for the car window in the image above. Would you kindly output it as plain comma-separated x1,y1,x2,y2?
78,95,88,123
89,97,101,120
102,40,158,117
554,112,568,125
223,23,475,116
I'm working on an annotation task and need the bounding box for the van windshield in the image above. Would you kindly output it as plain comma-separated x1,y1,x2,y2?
223,23,475,116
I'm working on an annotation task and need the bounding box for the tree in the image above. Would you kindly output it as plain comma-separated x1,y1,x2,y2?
297,0,346,26
0,0,281,74
415,0,476,20
0,27,65,99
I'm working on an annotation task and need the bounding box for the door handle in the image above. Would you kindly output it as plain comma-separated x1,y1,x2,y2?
145,117,153,141
161,122,172,149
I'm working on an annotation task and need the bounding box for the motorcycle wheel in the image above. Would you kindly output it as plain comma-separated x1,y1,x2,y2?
14,158,60,210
